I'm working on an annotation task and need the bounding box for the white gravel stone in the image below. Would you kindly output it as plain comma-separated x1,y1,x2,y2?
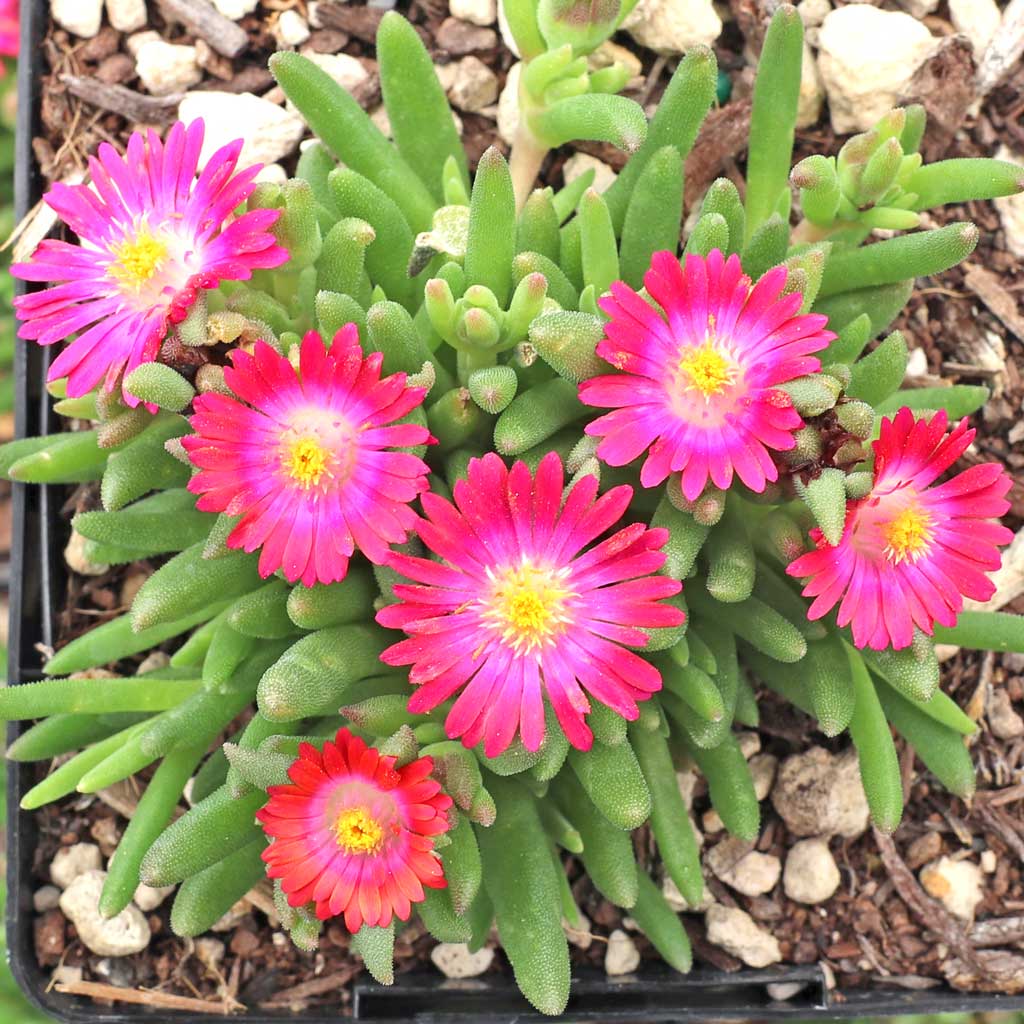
496,61,522,145
563,913,593,949
994,146,1024,259
949,0,1001,57
623,0,721,56
771,747,870,839
136,41,202,97
195,937,227,970
797,0,830,30
988,687,1024,739
451,0,496,27
51,0,103,38
106,0,147,33
662,872,714,913
60,871,151,957
34,886,62,913
920,856,984,921
64,529,109,576
768,982,808,1002
705,837,781,897
605,929,641,976
51,843,103,889
430,942,494,978
817,6,938,133
676,769,698,810
255,163,289,185
783,838,841,905
905,346,929,380
53,965,84,988
737,731,761,760
292,52,368,96
895,0,939,17
563,152,617,194
276,9,311,48
212,0,258,19
705,905,781,968
179,92,305,167
446,55,499,113
749,754,778,802
133,883,176,912
981,849,998,874
126,30,160,56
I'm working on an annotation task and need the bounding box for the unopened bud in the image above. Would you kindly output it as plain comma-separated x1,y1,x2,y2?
195,363,230,397
97,406,150,449
468,365,518,414
833,439,866,467
692,488,726,527
835,399,874,439
844,471,873,499
796,468,848,546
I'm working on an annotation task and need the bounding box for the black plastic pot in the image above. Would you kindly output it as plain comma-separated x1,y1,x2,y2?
7,0,1024,1019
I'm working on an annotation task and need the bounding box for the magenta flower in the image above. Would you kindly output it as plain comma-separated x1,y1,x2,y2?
258,728,451,930
787,409,1013,651
377,452,684,756
12,120,288,403
579,250,835,500
182,328,432,587
0,0,17,58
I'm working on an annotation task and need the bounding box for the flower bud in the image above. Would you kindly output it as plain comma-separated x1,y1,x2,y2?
779,375,841,418
177,293,209,347
505,273,548,344
566,435,600,474
424,278,458,343
782,424,823,465
835,399,874,439
529,310,605,383
468,365,518,414
692,488,726,527
195,363,230,397
844,471,873,500
796,468,847,546
97,406,151,449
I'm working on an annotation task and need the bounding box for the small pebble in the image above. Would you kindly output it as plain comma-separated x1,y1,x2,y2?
430,942,495,978
136,41,202,97
563,913,593,950
750,754,778,802
562,152,616,194
706,837,781,897
33,886,62,913
450,0,496,27
604,929,640,976
105,0,147,33
133,882,176,912
705,905,781,968
783,838,841,905
920,856,984,922
905,830,943,870
59,871,151,957
51,843,103,890
446,55,499,113
52,964,84,987
276,9,311,48
51,0,103,38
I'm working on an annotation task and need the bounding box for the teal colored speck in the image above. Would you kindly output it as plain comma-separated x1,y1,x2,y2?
716,69,732,105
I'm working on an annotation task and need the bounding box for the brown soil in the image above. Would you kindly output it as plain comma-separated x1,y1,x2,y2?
17,0,1024,1015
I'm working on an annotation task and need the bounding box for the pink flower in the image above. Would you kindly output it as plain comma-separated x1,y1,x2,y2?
12,120,288,404
579,250,835,500
257,728,451,930
182,328,432,587
0,0,17,58
377,452,684,756
787,409,1013,651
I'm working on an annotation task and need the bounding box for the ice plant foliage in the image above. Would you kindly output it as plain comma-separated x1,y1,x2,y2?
788,409,1013,651
378,452,684,755
12,120,288,402
4,6,1024,1015
183,327,432,586
258,728,451,929
580,250,835,498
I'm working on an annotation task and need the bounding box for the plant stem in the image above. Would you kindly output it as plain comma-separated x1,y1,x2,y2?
509,122,548,213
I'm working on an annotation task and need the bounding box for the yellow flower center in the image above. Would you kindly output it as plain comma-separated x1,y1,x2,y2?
881,504,932,563
678,341,736,400
108,230,168,290
285,437,332,489
334,807,384,854
483,562,575,654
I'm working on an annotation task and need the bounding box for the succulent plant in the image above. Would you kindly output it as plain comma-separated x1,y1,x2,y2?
3,3,1024,1014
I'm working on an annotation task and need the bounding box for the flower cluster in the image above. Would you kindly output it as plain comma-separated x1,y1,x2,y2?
13,120,288,403
258,728,451,930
